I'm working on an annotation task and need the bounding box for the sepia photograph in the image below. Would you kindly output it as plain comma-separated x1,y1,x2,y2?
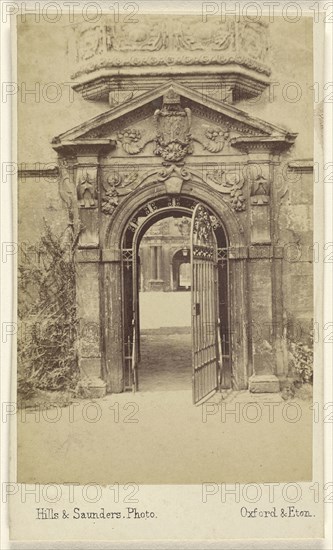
14,10,317,489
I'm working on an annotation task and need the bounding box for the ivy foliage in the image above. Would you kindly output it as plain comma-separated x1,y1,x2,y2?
18,217,80,398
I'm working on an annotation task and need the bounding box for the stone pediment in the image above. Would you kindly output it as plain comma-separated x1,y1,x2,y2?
52,81,296,157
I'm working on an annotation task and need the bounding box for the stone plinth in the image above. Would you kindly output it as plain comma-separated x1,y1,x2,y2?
249,374,280,393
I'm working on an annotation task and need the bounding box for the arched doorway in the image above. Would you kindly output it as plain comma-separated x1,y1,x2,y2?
103,180,249,397
120,195,230,398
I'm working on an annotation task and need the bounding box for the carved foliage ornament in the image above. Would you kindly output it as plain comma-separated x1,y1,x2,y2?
202,127,230,153
101,171,139,215
117,129,144,154
206,168,246,212
104,171,139,188
101,187,119,215
101,172,121,215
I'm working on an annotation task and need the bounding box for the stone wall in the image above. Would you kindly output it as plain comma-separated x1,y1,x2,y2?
279,167,313,342
18,172,69,250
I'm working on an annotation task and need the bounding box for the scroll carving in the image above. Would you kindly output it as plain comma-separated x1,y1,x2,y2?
157,163,191,195
206,168,246,212
100,170,139,215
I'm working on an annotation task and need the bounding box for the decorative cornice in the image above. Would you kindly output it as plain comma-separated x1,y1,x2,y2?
52,139,116,156
71,55,271,80
231,134,297,153
72,73,270,104
18,166,59,178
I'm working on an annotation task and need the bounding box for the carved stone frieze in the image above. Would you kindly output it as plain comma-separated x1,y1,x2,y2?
69,17,271,80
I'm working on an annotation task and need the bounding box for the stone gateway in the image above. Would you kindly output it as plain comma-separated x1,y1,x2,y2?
18,15,314,403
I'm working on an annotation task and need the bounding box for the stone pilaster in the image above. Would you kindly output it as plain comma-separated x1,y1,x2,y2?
75,248,105,394
246,152,280,392
101,249,124,393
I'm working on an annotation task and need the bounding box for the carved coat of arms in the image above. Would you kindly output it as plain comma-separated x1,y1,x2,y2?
154,88,192,162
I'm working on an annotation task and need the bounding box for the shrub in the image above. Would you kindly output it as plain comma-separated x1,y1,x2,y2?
18,216,80,398
289,339,313,385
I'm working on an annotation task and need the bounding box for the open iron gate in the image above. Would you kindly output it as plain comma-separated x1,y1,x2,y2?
191,203,220,405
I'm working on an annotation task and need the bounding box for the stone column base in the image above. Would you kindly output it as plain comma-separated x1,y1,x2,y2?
249,374,280,393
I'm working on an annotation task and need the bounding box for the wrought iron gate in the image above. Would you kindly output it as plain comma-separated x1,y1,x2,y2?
191,203,220,404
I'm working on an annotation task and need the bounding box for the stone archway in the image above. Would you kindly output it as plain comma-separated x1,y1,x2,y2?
100,179,249,393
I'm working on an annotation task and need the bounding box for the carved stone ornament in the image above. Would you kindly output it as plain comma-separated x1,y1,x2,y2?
206,168,246,212
76,167,97,208
101,186,119,215
250,174,270,205
71,18,271,78
157,164,191,194
154,89,192,162
58,157,75,208
105,171,139,188
117,128,144,154
202,127,230,153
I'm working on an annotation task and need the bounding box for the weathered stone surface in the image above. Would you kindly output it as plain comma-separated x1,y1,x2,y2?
78,377,107,399
249,374,280,393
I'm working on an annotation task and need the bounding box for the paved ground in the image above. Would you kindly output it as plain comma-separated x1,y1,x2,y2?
17,330,313,485
139,331,191,391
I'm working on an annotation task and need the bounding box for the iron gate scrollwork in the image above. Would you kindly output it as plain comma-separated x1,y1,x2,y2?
191,203,220,404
